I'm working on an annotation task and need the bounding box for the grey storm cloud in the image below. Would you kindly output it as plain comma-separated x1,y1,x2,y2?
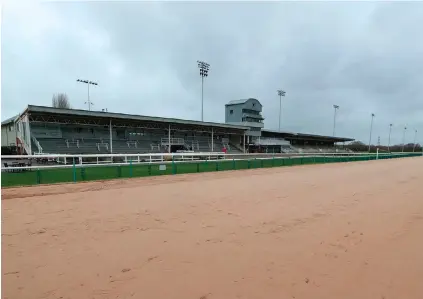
1,1,422,145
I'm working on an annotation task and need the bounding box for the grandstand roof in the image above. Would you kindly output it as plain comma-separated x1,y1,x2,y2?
262,129,354,143
23,105,249,132
225,98,258,106
1,115,18,126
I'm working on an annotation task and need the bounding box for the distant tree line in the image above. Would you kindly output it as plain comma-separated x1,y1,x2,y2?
346,141,422,153
52,93,71,109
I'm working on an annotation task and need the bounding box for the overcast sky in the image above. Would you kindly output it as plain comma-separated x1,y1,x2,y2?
1,1,422,145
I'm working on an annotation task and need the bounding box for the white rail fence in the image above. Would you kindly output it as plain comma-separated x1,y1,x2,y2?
2,151,421,172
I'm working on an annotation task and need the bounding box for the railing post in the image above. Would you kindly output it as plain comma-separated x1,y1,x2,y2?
172,155,176,174
72,158,76,183
36,168,41,184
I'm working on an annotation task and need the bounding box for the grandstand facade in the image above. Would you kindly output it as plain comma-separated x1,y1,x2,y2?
4,100,354,155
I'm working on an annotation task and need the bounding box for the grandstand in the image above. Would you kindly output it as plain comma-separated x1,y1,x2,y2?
3,101,354,156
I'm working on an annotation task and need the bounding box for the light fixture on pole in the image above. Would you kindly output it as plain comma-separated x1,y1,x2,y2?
402,126,407,152
277,90,286,132
333,104,339,137
368,113,375,152
388,123,393,152
197,60,210,122
413,129,417,152
77,79,98,111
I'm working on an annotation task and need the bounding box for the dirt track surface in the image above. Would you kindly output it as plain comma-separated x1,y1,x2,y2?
2,158,423,299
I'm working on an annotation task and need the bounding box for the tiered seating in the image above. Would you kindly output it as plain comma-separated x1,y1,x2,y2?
186,135,211,152
281,145,298,153
37,138,107,154
228,143,243,153
297,146,321,153
33,128,247,155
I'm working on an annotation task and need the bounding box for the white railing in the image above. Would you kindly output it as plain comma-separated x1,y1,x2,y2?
1,151,421,172
31,135,43,154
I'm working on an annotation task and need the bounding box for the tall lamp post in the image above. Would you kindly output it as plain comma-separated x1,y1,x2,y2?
413,129,417,152
333,104,339,137
197,60,210,122
388,123,393,152
77,79,98,111
368,113,375,152
402,126,407,152
277,90,286,132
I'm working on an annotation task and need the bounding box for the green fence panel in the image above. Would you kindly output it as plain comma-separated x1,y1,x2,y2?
36,167,75,185
80,168,86,181
291,157,300,165
198,160,215,173
1,170,38,187
235,159,250,170
81,165,119,181
218,160,235,171
2,153,421,188
119,165,134,179
129,164,151,177
149,163,173,176
262,158,274,168
177,162,201,174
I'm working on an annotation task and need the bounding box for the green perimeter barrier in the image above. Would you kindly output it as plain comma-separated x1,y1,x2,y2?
1,153,421,188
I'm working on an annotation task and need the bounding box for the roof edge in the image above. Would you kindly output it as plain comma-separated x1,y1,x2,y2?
26,105,249,131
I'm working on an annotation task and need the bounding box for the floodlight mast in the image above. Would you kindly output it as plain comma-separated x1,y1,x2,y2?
277,90,286,132
402,126,407,152
388,123,393,152
413,129,418,152
197,61,210,122
368,113,375,152
333,104,339,137
77,79,98,111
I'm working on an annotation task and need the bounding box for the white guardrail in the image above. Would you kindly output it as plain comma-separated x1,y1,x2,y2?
1,151,422,172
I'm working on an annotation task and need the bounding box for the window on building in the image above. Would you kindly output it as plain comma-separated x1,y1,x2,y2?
230,110,233,115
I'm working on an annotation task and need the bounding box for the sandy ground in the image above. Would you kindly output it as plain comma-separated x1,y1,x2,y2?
2,158,423,299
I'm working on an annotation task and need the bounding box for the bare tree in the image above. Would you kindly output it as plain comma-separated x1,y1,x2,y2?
52,93,71,109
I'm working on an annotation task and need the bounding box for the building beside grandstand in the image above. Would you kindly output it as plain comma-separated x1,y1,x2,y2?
1,99,354,156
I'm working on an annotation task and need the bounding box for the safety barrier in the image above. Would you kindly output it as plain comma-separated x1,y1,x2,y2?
1,151,421,187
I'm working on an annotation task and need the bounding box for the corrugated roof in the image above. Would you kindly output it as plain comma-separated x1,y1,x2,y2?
226,98,260,106
1,115,18,126
261,129,354,142
26,105,249,131
261,129,297,135
226,99,248,105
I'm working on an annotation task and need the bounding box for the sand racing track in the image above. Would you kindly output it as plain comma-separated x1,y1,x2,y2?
2,157,423,299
